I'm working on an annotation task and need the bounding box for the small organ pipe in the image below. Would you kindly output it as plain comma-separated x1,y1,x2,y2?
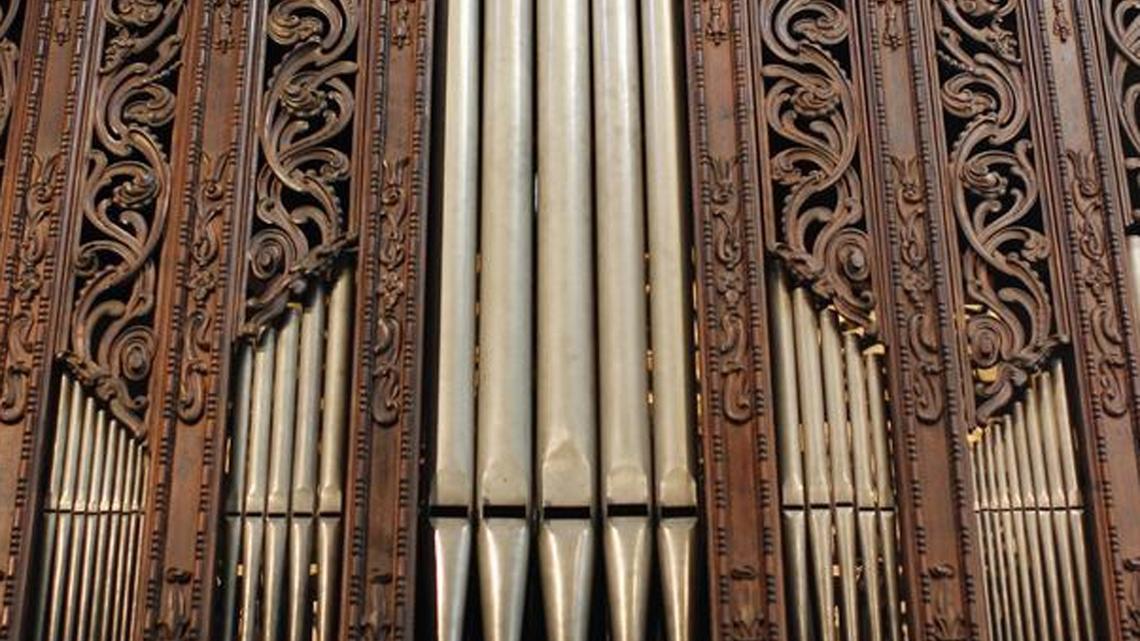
318,269,352,513
267,306,300,514
771,270,804,506
61,397,95,641
792,289,829,505
245,329,276,513
316,517,342,641
995,420,1026,641
292,286,325,513
845,333,874,508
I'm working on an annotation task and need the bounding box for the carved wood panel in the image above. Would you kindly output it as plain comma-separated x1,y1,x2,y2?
684,1,786,638
1,0,1140,639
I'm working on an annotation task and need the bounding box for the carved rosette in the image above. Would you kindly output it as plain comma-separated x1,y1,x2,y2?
243,0,359,335
931,0,1062,423
60,0,186,435
756,0,877,332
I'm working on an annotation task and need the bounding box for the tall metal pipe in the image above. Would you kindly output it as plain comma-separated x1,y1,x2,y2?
432,0,481,635
477,0,534,636
593,1,652,637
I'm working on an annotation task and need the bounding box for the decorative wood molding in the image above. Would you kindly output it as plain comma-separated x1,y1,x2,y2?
343,0,433,638
0,1,108,636
684,1,785,638
858,2,989,639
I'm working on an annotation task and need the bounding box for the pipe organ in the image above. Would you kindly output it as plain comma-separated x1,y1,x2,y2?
5,1,1140,640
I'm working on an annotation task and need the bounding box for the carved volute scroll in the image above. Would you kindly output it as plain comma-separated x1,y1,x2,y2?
926,0,1066,424
242,0,359,336
60,0,187,436
754,0,878,332
1100,0,1140,225
0,1,22,176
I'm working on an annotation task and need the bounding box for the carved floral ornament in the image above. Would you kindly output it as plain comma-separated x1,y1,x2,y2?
756,0,877,333
62,0,186,435
933,0,1063,423
243,0,360,337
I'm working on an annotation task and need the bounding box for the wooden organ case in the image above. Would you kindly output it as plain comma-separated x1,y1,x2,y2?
0,1,1140,640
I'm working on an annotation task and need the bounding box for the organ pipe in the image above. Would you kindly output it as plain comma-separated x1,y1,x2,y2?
592,0,653,638
769,268,905,641
218,268,353,641
429,0,480,637
34,375,148,641
476,0,534,637
971,360,1095,641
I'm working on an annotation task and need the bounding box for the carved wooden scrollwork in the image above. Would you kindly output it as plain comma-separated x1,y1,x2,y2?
244,0,359,335
0,1,22,167
62,0,186,435
931,0,1062,423
1103,0,1140,224
755,0,876,332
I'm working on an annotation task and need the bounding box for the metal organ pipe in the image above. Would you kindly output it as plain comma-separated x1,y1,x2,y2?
477,0,534,637
593,0,652,639
33,374,149,641
970,359,1095,641
769,268,906,641
218,268,354,641
424,0,702,637
429,0,480,637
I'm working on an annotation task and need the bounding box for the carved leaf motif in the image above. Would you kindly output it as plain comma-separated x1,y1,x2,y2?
1064,149,1129,416
888,155,944,423
0,152,62,423
758,0,876,332
933,0,1061,423
178,151,233,423
703,154,752,424
373,157,407,428
927,564,968,641
65,0,186,435
245,0,359,335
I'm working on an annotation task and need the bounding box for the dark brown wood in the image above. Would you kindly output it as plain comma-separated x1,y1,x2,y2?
344,1,435,638
3,1,1140,639
857,2,989,639
683,1,786,638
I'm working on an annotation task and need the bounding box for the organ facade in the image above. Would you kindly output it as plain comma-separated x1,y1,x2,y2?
1,1,1140,640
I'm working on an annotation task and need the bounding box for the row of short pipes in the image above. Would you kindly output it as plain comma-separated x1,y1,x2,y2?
429,1,697,640
218,270,354,641
970,361,1094,641
769,269,903,641
35,374,149,641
